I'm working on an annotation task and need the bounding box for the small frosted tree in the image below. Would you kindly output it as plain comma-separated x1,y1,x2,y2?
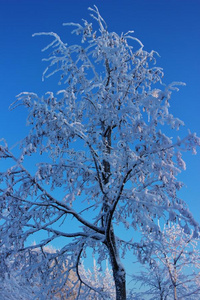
132,261,170,300
0,6,200,300
80,259,115,299
133,224,200,300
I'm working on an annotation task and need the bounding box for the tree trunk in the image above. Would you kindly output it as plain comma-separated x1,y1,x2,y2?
112,265,126,300
102,123,126,299
106,227,126,300
173,262,177,300
174,285,177,300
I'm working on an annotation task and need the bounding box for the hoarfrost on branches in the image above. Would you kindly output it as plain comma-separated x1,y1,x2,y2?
132,224,200,300
0,275,37,300
0,5,199,300
79,259,115,299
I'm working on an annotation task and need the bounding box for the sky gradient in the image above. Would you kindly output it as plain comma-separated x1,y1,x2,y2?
0,0,200,232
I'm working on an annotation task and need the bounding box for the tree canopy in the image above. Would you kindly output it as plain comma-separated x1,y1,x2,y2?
0,6,199,300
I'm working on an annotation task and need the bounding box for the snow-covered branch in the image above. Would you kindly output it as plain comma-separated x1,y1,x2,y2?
1,5,199,299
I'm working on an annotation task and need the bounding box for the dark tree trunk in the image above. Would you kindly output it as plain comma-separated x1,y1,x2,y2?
112,264,126,300
102,123,126,299
106,227,126,300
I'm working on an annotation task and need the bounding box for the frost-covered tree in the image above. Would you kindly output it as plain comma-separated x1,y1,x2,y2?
0,6,200,300
0,245,80,300
132,261,170,300
0,274,37,300
0,248,39,300
80,259,115,299
133,224,200,300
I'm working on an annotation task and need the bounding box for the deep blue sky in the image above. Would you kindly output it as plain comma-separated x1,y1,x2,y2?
0,1,200,222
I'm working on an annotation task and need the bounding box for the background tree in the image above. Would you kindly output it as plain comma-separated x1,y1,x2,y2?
0,6,199,299
131,261,170,300
79,259,115,299
133,224,200,300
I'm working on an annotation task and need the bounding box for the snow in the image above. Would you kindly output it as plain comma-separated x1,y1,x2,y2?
0,5,199,299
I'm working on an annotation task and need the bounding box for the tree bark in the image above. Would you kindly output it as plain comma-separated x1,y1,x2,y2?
107,245,126,299
106,226,126,300
174,285,177,300
102,123,126,299
112,265,126,300
173,260,177,300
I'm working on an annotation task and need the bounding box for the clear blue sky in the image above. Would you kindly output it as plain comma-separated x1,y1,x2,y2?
0,0,200,228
